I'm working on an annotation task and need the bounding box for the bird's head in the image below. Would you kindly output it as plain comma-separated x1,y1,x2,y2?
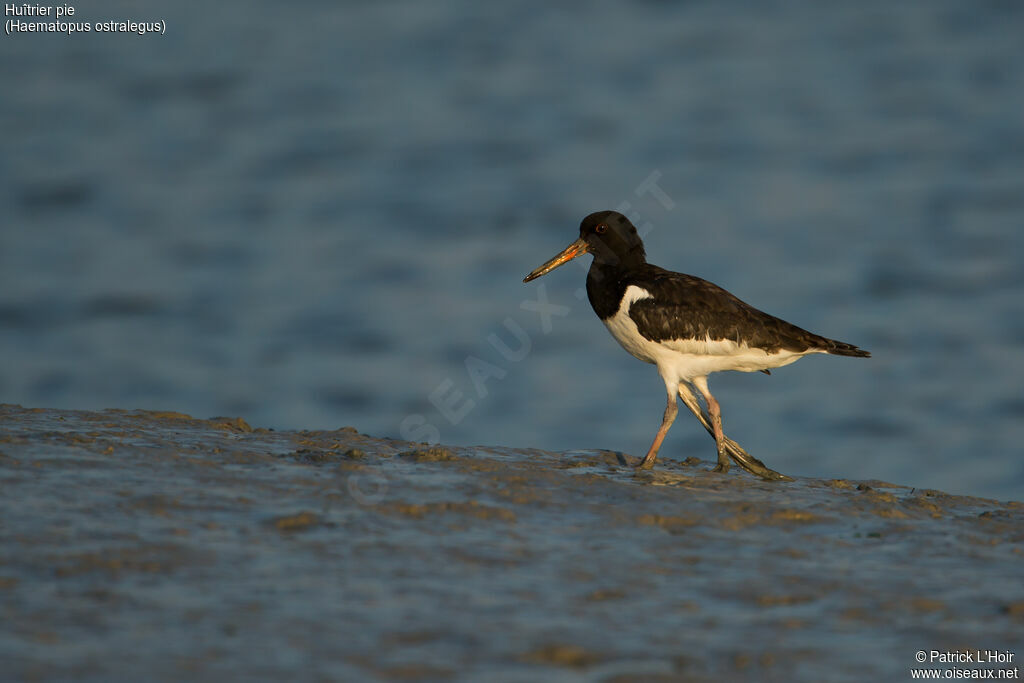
523,211,646,283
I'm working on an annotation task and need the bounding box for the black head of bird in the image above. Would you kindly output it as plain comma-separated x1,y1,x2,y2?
523,211,646,282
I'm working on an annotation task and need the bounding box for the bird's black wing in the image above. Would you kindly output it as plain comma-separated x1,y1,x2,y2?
627,265,869,356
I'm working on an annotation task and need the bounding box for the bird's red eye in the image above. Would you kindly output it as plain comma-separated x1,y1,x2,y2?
595,224,608,234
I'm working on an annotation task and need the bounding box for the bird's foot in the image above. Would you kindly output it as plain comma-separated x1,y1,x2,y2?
635,452,657,470
714,444,730,473
721,437,794,482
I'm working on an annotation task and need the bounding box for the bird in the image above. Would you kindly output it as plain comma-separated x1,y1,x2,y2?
523,210,870,481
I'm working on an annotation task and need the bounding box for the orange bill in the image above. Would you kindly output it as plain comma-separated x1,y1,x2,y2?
523,237,589,283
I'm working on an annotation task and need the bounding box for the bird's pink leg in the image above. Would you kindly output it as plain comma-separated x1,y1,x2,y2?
691,376,730,472
703,391,730,472
688,377,792,481
677,382,749,466
637,392,677,470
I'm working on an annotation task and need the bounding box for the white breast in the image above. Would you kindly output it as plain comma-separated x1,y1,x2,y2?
602,286,660,363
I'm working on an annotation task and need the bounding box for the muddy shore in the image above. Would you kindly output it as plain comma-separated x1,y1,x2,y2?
0,404,1020,681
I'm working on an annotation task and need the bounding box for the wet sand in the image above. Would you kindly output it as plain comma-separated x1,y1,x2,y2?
0,404,1020,681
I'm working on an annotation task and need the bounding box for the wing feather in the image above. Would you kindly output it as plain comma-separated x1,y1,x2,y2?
626,266,846,354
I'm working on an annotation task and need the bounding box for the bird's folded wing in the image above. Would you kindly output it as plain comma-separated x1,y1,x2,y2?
626,269,830,354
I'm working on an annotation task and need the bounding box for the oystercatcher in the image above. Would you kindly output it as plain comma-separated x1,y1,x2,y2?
523,210,870,481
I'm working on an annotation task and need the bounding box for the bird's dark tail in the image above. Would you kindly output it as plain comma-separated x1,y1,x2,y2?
823,338,871,358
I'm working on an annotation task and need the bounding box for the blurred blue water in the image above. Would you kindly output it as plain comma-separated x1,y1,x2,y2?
1,1,1022,500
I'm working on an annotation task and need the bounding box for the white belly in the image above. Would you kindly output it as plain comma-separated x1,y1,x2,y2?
601,285,816,382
